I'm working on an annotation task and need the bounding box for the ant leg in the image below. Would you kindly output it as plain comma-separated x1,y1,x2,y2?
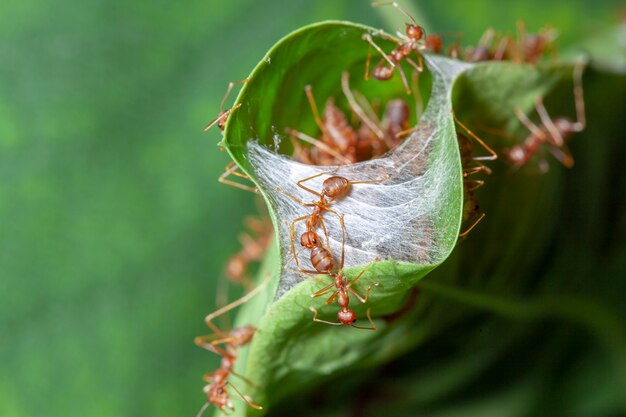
275,187,316,207
203,79,248,132
311,282,336,298
464,178,485,192
230,370,259,388
411,68,424,121
348,176,388,186
196,402,210,417
362,34,396,67
406,56,423,74
515,107,548,140
225,381,263,410
535,97,565,146
459,212,485,237
464,164,492,177
304,85,329,137
547,143,575,168
286,128,352,164
310,307,342,326
478,28,495,49
220,79,248,112
350,308,378,331
396,62,412,95
452,111,498,161
349,282,379,303
341,72,386,140
317,215,331,248
313,206,344,266
296,169,359,196
219,162,258,193
364,40,372,80
290,135,314,164
572,63,586,131
204,275,269,336
289,215,313,271
493,36,510,60
203,103,241,132
194,335,232,357
324,290,340,305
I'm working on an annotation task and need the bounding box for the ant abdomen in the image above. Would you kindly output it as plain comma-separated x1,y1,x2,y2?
372,66,394,81
310,246,334,273
322,176,350,200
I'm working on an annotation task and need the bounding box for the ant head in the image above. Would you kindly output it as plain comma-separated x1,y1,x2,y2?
406,23,424,41
216,112,229,131
372,65,394,81
322,176,350,200
300,230,320,249
208,383,232,411
338,309,356,325
464,200,480,219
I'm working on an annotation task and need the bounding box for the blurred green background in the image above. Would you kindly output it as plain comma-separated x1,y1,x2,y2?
0,1,622,416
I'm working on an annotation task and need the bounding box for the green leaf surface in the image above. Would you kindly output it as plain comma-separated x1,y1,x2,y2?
216,21,594,416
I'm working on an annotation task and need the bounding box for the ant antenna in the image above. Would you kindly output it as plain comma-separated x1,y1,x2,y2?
220,79,248,113
372,1,417,25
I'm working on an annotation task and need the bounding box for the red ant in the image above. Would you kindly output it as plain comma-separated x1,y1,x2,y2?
194,278,267,416
290,72,414,165
203,79,248,132
287,193,378,329
511,21,558,64
452,112,498,237
288,74,390,166
309,253,379,329
362,1,425,94
505,63,585,171
203,80,258,193
464,28,509,62
277,171,380,274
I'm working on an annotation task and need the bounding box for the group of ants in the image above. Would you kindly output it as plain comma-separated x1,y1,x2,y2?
194,2,587,415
